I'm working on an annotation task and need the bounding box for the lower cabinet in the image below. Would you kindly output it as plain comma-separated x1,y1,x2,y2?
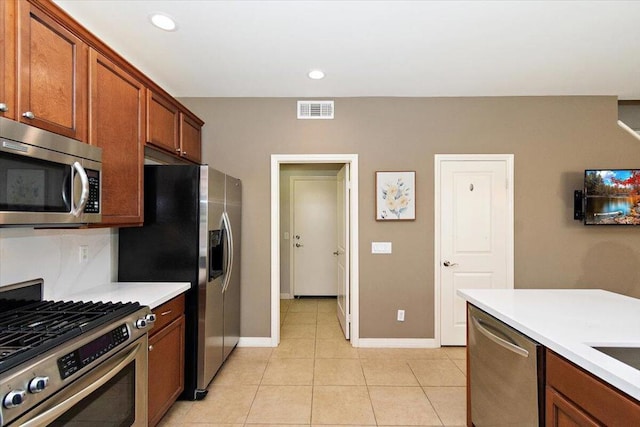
148,295,185,427
546,349,640,426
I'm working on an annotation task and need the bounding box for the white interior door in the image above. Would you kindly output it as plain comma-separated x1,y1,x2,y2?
438,156,514,346
292,177,338,296
336,164,350,339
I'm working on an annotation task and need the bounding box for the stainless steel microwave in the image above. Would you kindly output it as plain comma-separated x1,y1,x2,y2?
0,117,102,226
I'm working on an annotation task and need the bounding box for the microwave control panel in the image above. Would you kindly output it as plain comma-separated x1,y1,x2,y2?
84,169,100,213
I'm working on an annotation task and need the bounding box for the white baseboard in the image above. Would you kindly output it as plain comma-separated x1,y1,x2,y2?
237,337,276,347
357,338,439,348
280,293,292,299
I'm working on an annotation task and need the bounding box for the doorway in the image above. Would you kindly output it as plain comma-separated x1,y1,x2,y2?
290,175,338,297
434,154,514,346
271,154,359,347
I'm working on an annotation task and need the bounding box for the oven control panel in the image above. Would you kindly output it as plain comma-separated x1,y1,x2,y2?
57,324,129,379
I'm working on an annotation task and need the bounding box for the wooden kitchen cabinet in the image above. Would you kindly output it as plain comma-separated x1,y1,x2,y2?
17,0,88,141
147,88,203,164
0,0,16,119
148,294,185,427
89,49,145,225
546,349,640,426
180,112,203,164
147,89,180,154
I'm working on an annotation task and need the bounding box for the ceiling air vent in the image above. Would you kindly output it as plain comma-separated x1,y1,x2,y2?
297,100,334,120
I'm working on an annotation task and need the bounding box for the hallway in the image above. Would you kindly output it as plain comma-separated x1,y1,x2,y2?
159,297,467,426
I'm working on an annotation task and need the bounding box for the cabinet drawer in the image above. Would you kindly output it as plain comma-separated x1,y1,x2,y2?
150,294,185,336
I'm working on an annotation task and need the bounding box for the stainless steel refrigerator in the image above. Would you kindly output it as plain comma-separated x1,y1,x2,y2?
118,164,241,400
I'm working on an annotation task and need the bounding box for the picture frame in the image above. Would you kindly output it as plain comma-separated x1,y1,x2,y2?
375,171,416,221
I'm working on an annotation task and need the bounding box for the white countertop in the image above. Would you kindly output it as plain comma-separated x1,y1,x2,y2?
458,289,640,401
64,282,190,309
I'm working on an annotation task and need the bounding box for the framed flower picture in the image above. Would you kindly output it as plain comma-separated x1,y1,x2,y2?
375,171,416,221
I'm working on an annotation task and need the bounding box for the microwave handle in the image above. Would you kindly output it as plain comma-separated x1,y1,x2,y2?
70,162,89,217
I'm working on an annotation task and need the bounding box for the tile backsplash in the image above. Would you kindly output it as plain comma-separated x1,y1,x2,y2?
0,227,116,300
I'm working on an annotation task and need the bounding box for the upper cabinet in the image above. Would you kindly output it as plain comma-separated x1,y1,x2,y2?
17,0,88,141
147,88,203,164
2,0,204,226
1,1,16,119
179,113,203,164
147,89,180,154
89,49,145,225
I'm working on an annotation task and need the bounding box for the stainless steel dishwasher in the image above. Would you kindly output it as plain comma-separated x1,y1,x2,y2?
468,304,545,426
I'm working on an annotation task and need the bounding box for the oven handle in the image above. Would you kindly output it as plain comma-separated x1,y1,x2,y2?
19,342,142,427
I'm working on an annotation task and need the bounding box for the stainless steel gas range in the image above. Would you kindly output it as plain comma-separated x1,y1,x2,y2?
0,280,154,426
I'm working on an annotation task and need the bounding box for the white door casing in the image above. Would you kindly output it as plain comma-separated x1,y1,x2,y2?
435,154,514,346
270,154,359,348
336,164,350,339
291,177,338,296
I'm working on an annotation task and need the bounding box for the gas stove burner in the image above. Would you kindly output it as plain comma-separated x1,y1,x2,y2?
0,299,141,375
0,346,22,359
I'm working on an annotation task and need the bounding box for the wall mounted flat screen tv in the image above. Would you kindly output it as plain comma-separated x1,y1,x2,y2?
584,169,640,225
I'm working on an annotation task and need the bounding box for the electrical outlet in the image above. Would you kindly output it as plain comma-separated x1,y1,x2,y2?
397,309,405,322
79,245,89,263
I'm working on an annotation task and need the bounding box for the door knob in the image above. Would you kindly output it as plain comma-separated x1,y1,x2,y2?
443,261,458,267
333,250,341,256
295,243,304,248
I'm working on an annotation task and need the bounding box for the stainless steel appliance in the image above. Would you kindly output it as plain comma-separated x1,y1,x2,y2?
118,165,241,400
468,304,545,426
0,117,102,226
0,279,154,426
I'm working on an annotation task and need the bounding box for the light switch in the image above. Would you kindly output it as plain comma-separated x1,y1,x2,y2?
371,242,392,254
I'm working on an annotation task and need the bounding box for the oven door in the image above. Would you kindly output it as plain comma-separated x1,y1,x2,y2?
12,335,147,427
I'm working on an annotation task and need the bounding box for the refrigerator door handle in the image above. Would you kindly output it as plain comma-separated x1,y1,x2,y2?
222,211,234,293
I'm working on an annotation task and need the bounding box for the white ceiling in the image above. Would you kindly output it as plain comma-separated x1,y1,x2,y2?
53,0,640,99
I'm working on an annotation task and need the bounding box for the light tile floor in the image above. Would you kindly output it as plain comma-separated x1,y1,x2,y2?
158,297,467,426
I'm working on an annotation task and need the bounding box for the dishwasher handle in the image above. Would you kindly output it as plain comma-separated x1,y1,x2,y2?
472,316,529,358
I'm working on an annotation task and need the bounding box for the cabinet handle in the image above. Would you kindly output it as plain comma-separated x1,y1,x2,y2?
22,111,35,120
0,103,7,112
160,310,172,316
182,151,187,156
148,345,154,351
175,148,181,153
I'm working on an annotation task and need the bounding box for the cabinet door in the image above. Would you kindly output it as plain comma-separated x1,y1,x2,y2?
0,0,16,119
147,89,180,154
89,49,144,225
546,386,601,427
180,113,202,164
546,350,640,425
148,315,185,427
17,0,88,141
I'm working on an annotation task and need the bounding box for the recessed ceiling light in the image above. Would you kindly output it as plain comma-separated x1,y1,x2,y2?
308,70,325,80
149,12,177,31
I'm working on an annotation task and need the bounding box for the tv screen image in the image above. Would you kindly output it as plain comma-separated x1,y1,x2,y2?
584,169,640,225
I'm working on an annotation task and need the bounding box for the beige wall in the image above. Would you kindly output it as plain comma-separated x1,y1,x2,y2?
179,96,640,339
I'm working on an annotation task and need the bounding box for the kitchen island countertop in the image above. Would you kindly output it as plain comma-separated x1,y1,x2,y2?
458,289,640,402
64,282,190,309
